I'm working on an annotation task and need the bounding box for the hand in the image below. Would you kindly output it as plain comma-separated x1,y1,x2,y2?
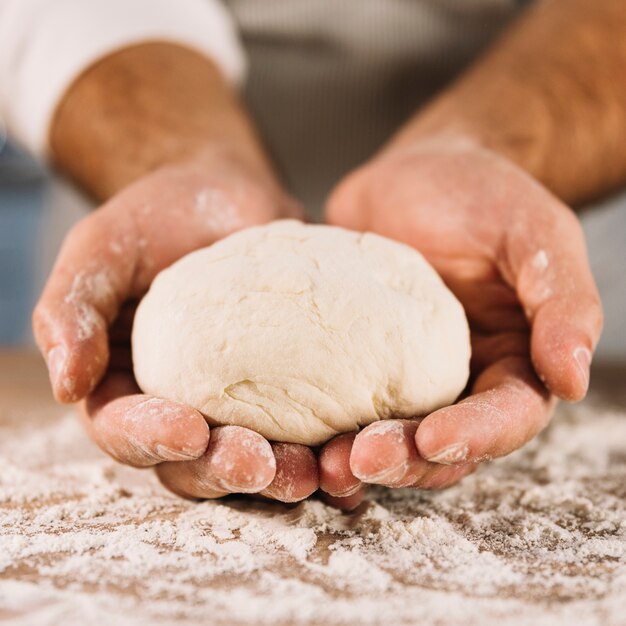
33,147,319,504
318,136,603,505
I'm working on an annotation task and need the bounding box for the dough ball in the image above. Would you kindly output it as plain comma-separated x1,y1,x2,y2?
132,220,470,446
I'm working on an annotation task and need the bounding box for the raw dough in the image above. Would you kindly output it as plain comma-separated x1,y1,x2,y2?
132,220,470,445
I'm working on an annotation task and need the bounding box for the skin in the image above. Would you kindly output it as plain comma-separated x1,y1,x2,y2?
320,137,600,499
320,0,624,501
35,0,625,510
36,44,319,505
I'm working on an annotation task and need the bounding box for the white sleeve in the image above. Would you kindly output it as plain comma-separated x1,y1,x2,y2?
0,0,247,156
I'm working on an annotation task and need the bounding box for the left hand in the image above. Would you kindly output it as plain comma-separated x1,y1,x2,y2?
318,136,603,508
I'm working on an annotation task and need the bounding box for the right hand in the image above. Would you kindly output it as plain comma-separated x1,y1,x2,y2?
33,147,320,503
317,136,603,504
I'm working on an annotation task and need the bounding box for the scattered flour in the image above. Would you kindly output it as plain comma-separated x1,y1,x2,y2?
0,392,625,625
532,249,549,272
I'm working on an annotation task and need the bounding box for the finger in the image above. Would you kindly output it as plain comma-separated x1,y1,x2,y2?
81,371,209,467
33,212,138,402
319,433,362,497
531,296,601,401
350,420,431,487
416,356,554,465
260,443,318,503
320,486,367,511
504,205,603,401
156,426,276,498
416,461,479,490
348,422,480,491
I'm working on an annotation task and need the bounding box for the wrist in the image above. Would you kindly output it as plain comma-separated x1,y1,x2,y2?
381,84,551,178
174,142,296,210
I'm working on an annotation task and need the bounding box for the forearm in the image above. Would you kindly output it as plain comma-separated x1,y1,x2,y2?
390,0,626,206
50,42,277,201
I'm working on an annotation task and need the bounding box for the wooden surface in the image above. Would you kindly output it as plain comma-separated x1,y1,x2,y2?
1,350,625,626
0,350,65,419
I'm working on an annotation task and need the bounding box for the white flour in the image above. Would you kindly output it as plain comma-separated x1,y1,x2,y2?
1,390,625,626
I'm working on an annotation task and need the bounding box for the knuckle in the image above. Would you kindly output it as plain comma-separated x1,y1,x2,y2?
580,293,604,340
554,203,585,240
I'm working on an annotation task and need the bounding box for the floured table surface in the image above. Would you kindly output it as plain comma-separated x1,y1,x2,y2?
0,351,625,626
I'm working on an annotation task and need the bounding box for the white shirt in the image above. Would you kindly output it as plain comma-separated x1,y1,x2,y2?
0,0,245,155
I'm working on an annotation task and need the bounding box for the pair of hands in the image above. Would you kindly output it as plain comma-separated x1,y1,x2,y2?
33,137,602,510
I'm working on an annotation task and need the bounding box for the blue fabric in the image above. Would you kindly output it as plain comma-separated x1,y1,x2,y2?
0,143,45,345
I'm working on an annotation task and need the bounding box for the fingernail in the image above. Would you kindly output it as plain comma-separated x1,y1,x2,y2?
327,483,362,498
425,441,469,465
217,477,270,494
47,345,67,390
154,444,201,461
356,461,408,484
573,347,591,394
